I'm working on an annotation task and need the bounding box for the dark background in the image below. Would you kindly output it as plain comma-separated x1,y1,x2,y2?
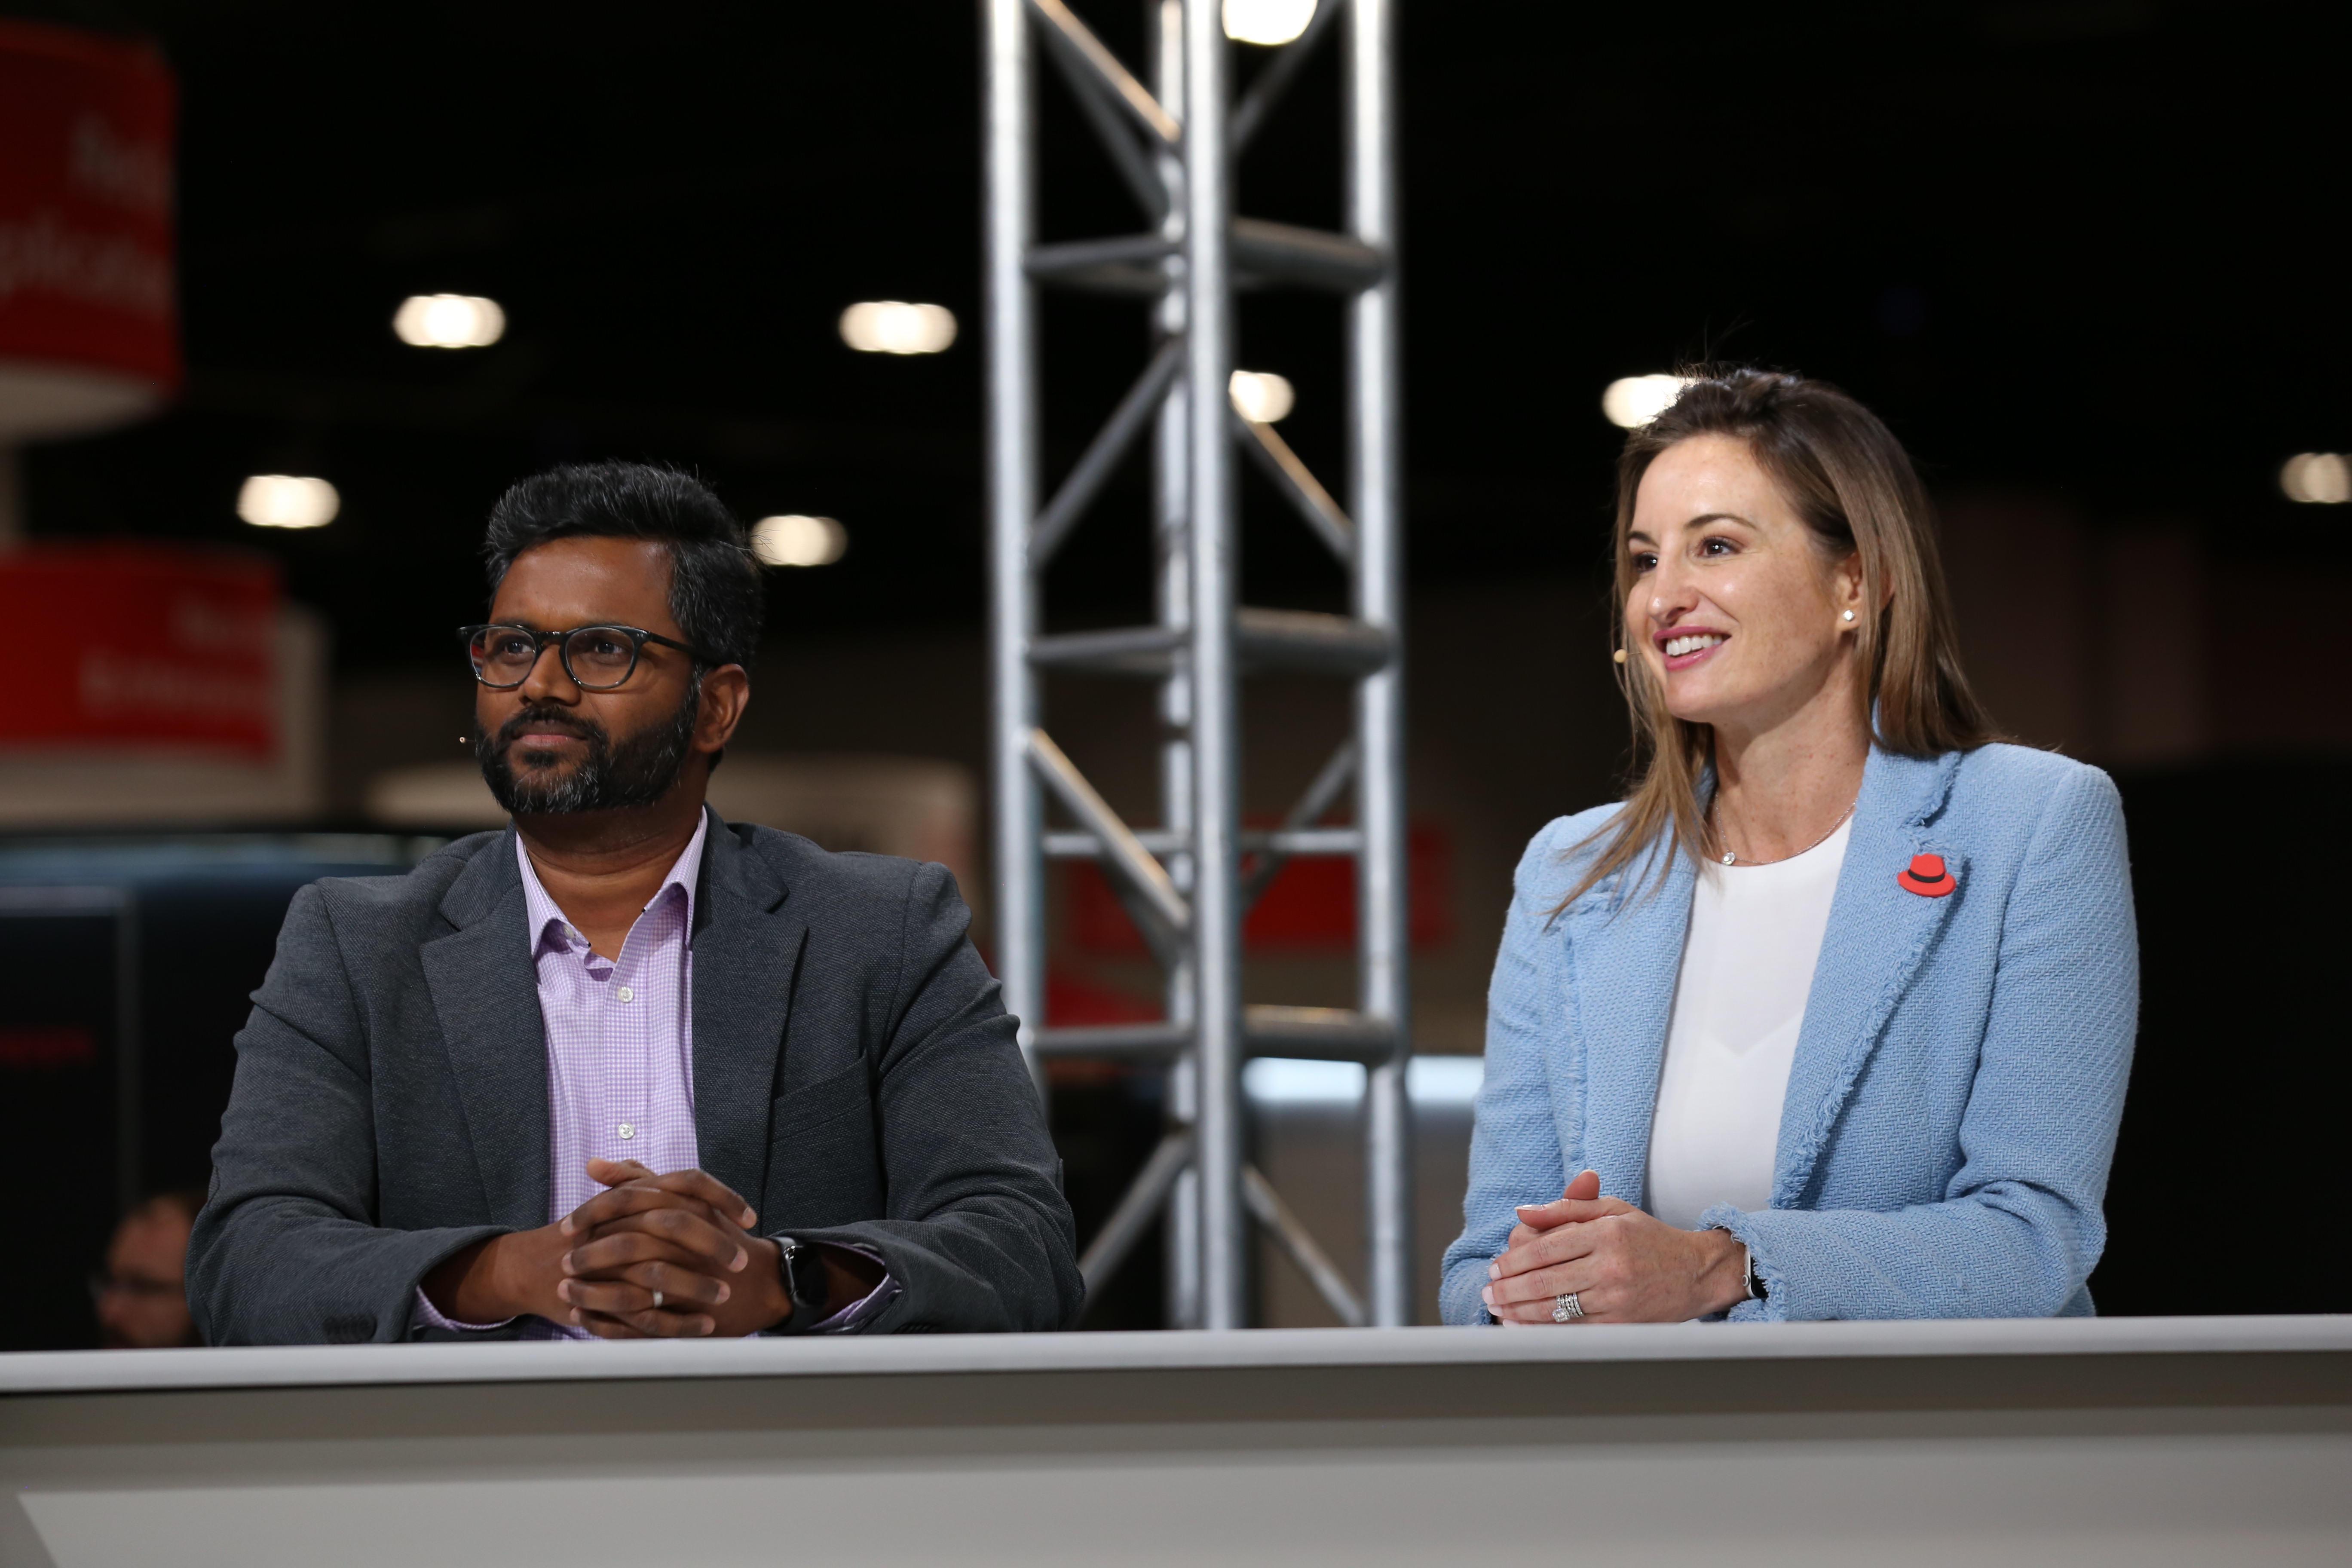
3,0,2346,1339
0,845,429,1349
20,0,2347,641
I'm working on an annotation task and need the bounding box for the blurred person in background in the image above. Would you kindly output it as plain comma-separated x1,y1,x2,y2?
1444,370,2137,1325
190,462,1080,1344
93,1189,206,1348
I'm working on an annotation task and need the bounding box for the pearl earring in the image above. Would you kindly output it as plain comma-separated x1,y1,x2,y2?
1613,649,1627,664
1841,610,1856,622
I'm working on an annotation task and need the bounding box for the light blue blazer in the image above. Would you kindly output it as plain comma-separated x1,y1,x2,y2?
1440,742,2138,1323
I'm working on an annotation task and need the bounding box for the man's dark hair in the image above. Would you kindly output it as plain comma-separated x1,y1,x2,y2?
482,462,764,668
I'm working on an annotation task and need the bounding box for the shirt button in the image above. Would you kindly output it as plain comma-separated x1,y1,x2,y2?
616,986,634,1003
617,1122,636,1140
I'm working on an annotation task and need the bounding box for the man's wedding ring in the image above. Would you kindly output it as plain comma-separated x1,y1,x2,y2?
1551,1292,1583,1323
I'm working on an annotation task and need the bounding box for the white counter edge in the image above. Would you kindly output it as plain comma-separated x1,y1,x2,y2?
4,1315,2349,1397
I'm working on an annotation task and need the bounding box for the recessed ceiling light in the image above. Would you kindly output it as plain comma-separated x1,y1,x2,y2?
2280,453,2350,504
838,302,956,355
392,294,506,349
751,514,848,567
1601,374,1692,429
237,474,339,529
1228,369,1295,424
1224,0,1316,46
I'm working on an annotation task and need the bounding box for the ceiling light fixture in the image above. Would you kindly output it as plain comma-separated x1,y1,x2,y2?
1600,374,1693,429
237,475,339,529
751,514,848,567
2280,453,2351,505
1228,369,1295,424
838,301,957,355
392,294,506,349
1223,0,1317,46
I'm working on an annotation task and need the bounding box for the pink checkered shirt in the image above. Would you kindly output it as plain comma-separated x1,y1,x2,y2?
525,816,708,1233
413,816,890,1337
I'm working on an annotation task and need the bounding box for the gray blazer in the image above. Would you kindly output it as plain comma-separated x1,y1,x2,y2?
188,812,1082,1344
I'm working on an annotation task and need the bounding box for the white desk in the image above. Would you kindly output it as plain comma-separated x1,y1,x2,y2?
6,1317,2349,1567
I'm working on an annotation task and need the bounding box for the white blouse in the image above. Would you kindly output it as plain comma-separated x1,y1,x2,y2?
1645,815,1852,1231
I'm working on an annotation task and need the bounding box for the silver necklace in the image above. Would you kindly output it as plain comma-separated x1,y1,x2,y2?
1716,793,1860,867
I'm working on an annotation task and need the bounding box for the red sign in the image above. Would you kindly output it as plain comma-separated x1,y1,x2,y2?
0,1027,95,1070
0,21,179,396
1067,820,1457,957
0,544,280,759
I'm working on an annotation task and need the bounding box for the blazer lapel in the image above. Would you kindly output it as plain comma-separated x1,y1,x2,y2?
689,814,804,1210
1773,747,1966,1207
1566,838,1696,1207
419,830,551,1231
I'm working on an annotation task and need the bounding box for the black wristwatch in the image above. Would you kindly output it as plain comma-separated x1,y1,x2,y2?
775,1237,832,1329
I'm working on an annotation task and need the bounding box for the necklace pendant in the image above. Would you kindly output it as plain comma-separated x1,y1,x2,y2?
1720,852,1737,866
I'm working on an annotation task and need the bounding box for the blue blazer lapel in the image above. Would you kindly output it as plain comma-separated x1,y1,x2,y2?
420,830,552,1231
1774,747,1966,1206
1566,839,1695,1207
689,815,805,1210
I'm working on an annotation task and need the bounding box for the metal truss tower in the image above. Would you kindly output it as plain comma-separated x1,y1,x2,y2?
985,0,1408,1329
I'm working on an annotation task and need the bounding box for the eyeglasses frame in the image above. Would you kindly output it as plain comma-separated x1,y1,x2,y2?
458,622,725,692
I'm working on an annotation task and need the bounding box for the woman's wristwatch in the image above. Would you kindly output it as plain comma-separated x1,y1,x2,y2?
1742,1246,1770,1302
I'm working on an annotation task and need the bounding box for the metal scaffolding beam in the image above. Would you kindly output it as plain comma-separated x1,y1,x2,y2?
985,0,1410,1330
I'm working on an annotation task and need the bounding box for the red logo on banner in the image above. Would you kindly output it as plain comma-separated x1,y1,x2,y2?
0,21,180,408
0,544,281,759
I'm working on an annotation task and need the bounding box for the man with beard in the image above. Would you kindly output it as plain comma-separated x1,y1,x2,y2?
189,463,1081,1342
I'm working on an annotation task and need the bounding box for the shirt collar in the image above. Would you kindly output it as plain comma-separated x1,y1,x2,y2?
516,810,710,954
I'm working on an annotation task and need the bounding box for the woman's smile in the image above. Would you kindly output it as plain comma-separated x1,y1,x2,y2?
1657,628,1730,669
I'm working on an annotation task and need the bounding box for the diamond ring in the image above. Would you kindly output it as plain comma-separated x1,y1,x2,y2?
1551,1292,1584,1323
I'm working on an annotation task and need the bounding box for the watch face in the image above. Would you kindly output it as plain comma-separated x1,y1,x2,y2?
782,1242,827,1316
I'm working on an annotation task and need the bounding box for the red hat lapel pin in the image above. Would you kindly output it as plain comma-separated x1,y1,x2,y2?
1897,853,1955,898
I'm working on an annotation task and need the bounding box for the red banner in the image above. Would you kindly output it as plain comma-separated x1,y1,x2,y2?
1,545,280,758
0,21,179,393
1067,820,1457,957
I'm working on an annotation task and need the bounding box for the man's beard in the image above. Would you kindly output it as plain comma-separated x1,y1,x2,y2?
477,680,701,817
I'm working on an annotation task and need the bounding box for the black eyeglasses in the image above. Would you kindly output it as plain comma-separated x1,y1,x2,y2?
459,623,721,691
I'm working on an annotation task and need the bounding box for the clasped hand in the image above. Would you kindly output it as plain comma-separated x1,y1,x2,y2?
1479,1169,1749,1325
553,1157,790,1337
423,1157,789,1338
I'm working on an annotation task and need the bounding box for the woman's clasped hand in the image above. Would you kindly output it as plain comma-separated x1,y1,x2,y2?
1479,1169,1751,1324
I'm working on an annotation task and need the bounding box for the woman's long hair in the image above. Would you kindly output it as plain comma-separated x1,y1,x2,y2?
1557,368,1996,915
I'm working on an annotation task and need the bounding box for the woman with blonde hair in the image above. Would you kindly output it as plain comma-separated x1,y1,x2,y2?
1443,368,2137,1324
